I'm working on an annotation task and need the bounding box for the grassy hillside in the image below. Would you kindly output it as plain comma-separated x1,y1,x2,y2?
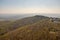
0,19,60,40
0,15,49,36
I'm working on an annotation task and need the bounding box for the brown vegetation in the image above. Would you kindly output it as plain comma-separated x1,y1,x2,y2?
0,19,60,40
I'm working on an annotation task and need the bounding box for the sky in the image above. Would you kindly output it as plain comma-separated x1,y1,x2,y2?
0,0,60,14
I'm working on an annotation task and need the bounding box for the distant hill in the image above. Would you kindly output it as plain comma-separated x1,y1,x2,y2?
0,14,35,21
0,14,60,21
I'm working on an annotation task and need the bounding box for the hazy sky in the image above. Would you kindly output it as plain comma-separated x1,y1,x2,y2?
0,0,60,14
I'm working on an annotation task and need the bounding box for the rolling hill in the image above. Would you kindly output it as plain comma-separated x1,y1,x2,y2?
0,19,60,40
0,15,60,40
0,15,49,36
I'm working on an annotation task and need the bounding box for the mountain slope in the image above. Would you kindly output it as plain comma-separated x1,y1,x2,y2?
0,15,49,36
0,19,60,40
